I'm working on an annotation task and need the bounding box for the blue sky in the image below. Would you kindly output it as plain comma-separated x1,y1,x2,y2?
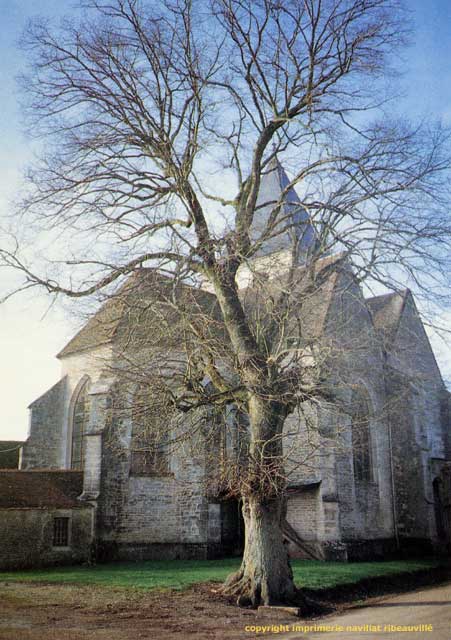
1,0,451,440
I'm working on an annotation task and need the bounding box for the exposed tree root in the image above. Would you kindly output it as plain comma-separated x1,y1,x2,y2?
218,495,305,608
220,570,329,615
220,564,304,609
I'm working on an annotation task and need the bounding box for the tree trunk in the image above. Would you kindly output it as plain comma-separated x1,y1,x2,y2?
219,393,302,607
221,494,298,607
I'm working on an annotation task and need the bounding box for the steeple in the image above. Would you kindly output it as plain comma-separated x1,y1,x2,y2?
249,157,317,261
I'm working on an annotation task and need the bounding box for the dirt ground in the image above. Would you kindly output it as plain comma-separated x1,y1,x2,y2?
0,581,261,640
0,569,449,640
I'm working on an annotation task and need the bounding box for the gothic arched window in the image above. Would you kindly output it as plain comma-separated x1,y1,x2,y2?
71,378,90,470
351,391,372,483
130,386,169,476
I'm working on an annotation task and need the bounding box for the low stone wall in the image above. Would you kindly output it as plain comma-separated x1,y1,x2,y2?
339,537,435,562
95,541,209,562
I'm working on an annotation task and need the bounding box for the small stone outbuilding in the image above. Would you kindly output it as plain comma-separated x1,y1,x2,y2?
0,471,94,570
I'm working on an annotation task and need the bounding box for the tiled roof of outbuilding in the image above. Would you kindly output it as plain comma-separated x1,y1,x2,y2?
0,470,86,509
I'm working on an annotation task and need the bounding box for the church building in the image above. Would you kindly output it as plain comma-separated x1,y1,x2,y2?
1,160,450,569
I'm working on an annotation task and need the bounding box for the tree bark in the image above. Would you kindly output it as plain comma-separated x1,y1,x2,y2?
221,494,298,607
220,394,301,607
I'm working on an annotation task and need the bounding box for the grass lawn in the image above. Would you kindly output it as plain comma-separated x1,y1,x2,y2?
0,558,440,592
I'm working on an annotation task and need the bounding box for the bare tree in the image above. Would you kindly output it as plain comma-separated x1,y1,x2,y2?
2,0,451,606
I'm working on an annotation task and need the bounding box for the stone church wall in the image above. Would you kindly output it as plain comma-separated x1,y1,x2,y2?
286,489,321,541
385,370,435,547
21,345,114,471
21,377,67,469
59,346,114,468
388,294,447,459
16,265,450,565
322,272,396,549
386,293,449,548
96,402,212,560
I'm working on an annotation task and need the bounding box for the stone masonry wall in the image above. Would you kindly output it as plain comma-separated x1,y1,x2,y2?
388,293,448,459
0,507,93,570
286,489,320,541
96,395,211,559
59,346,114,468
323,272,395,543
386,293,449,543
21,378,67,470
21,345,113,472
385,370,434,541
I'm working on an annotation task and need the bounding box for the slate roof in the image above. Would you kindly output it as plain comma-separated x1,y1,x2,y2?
57,269,219,358
57,278,135,358
58,252,347,361
366,290,408,341
57,297,124,358
251,157,318,258
293,253,344,338
57,158,328,359
60,263,409,360
286,480,321,493
0,471,86,509
240,252,345,339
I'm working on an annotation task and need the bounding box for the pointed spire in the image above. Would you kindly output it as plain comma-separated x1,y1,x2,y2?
249,157,317,260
